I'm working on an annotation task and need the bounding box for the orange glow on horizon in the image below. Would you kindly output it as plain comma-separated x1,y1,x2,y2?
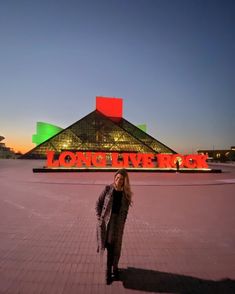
4,140,34,154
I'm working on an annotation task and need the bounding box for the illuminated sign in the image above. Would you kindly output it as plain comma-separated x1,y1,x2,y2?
46,151,208,169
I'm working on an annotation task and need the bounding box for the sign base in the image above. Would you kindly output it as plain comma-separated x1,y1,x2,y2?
33,167,221,173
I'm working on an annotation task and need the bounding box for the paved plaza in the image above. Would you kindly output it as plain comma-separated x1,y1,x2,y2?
0,159,235,293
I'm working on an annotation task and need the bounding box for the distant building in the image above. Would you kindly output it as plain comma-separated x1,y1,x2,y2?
198,146,235,162
0,136,16,158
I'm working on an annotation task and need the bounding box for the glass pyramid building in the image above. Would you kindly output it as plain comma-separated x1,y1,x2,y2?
22,97,176,159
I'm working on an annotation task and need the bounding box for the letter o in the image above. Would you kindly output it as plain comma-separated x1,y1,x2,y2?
59,151,76,167
171,154,184,168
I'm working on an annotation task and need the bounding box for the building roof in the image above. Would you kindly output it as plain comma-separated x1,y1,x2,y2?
22,110,176,159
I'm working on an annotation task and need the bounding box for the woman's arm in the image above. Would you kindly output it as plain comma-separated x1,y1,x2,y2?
95,185,110,218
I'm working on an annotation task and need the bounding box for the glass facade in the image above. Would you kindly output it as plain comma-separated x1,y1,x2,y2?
22,110,176,159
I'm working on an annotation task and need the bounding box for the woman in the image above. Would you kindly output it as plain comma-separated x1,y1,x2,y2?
96,169,133,285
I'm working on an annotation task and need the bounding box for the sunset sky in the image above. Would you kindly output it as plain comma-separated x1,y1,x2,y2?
1,0,234,154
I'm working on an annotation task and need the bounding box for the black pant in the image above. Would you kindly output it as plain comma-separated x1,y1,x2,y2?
106,243,114,271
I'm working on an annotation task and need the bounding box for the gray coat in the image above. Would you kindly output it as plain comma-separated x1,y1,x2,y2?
96,184,130,260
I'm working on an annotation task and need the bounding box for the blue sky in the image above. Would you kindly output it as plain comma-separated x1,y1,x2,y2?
1,0,234,154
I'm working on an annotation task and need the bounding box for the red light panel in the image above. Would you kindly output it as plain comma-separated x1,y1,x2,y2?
96,96,123,118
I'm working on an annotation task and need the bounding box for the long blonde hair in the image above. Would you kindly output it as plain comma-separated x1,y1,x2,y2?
114,169,133,205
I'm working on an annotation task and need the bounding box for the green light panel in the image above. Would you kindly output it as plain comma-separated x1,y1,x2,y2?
32,122,63,146
137,124,147,133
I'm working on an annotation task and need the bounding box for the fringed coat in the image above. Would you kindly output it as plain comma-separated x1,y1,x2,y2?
95,184,130,261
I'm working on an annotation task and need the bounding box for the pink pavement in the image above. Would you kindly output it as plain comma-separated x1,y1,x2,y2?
0,159,235,293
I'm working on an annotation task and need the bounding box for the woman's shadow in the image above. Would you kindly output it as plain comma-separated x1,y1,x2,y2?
118,267,235,293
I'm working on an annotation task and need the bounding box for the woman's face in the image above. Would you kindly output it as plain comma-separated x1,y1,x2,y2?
114,173,124,190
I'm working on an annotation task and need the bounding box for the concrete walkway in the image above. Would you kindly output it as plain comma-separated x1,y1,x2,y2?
0,160,235,293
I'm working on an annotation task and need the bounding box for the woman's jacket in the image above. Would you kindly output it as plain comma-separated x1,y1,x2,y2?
95,184,129,255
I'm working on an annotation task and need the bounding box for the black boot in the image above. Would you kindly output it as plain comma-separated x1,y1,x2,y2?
113,267,120,280
106,244,113,285
106,267,112,285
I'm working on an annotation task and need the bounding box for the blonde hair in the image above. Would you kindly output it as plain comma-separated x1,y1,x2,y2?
114,169,133,205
